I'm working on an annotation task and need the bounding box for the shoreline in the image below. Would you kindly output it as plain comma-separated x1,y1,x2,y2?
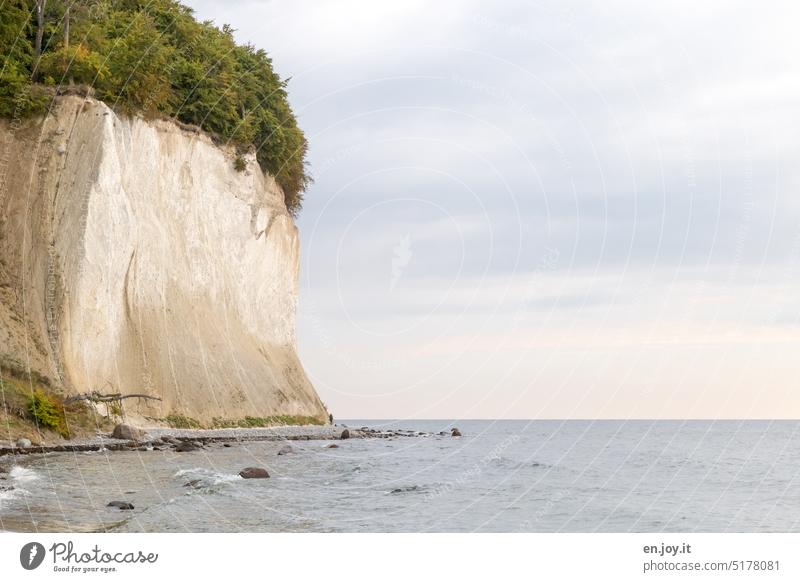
0,425,435,458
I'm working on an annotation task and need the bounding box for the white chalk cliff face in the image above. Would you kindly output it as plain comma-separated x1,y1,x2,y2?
0,95,328,424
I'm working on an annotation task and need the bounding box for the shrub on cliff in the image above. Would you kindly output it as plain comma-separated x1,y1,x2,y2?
0,0,309,214
27,389,69,438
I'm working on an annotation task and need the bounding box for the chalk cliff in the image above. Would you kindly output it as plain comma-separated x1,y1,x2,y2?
0,95,327,425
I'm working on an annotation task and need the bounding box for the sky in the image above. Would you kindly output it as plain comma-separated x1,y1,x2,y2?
186,0,800,419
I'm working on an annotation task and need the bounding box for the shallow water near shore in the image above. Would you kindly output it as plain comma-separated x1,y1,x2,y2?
2,420,800,532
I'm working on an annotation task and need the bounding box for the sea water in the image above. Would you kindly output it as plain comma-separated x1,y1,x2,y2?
1,420,799,532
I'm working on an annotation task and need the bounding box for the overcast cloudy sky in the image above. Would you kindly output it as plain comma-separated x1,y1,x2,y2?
188,0,800,419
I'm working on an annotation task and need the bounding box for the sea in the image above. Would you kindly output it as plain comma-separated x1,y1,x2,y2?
2,420,799,532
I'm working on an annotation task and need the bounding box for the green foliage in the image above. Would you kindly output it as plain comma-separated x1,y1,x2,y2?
0,0,309,213
164,413,202,429
233,155,246,172
27,389,69,437
211,415,325,428
161,414,324,429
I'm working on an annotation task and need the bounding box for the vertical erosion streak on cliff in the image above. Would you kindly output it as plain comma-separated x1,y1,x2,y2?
0,96,328,425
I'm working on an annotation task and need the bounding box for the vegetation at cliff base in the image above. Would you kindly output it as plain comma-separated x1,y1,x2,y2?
162,413,325,429
1,360,113,442
27,389,69,437
0,0,309,213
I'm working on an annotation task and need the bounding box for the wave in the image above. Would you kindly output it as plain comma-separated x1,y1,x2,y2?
174,467,241,493
0,466,39,509
9,466,39,482
0,488,17,507
483,456,551,470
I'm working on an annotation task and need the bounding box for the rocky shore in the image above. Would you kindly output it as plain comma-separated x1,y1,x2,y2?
0,424,452,458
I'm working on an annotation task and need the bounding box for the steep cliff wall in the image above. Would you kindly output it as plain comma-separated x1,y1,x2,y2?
0,96,327,425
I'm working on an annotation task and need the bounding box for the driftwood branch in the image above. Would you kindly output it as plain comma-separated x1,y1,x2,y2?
64,392,162,405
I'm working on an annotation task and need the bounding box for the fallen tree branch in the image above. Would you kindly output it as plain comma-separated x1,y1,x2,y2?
64,392,162,405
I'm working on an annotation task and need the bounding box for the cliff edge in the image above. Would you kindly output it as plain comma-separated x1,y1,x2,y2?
0,95,327,426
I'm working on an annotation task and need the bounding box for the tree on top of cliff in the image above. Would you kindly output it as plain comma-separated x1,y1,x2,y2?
0,0,309,214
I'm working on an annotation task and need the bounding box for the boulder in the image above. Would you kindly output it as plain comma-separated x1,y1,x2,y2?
340,429,351,440
15,438,32,448
112,424,146,441
107,501,134,510
451,428,462,437
239,467,269,479
277,445,295,456
175,441,201,452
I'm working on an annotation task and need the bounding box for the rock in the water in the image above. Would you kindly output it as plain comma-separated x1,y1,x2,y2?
107,501,134,510
183,480,203,488
327,444,339,449
391,485,422,494
112,424,146,441
277,445,295,456
0,485,14,492
239,467,269,479
175,441,201,452
15,438,32,448
451,428,462,437
340,429,351,440
223,443,232,448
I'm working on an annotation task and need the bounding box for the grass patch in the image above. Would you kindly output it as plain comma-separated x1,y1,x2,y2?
157,414,325,429
211,415,325,429
164,414,203,429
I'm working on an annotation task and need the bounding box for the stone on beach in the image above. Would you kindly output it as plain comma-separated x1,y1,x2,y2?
239,467,270,479
277,445,295,455
340,429,351,440
15,438,32,448
112,424,146,441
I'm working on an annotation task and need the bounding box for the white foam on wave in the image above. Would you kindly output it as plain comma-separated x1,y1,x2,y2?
9,466,39,483
174,467,241,486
